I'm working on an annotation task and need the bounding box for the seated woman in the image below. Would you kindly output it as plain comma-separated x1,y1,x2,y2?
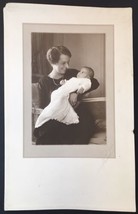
35,66,94,127
34,46,99,145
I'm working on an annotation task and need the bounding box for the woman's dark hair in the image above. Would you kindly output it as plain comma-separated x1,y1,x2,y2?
46,46,72,64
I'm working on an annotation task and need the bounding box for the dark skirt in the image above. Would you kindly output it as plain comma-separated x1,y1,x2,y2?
33,104,95,145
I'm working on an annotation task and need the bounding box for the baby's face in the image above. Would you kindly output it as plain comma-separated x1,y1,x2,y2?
77,68,90,79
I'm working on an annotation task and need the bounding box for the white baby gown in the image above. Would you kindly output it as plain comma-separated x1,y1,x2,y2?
35,77,91,128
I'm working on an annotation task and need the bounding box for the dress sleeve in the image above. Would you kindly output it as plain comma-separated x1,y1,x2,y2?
91,78,100,91
38,76,51,109
86,78,100,93
77,78,100,100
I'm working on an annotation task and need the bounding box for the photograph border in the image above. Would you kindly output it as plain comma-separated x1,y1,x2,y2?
23,23,115,158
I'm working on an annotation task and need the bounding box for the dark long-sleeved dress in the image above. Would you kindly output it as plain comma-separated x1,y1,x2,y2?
34,68,99,145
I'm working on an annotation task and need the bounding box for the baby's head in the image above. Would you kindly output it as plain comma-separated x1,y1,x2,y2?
77,66,94,80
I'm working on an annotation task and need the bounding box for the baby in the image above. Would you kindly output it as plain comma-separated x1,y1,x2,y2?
35,66,95,128
60,66,94,94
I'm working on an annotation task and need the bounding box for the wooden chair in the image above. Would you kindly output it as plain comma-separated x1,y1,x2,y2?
32,83,42,142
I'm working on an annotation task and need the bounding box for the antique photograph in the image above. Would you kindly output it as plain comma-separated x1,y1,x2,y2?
4,3,135,212
32,33,106,145
23,24,115,157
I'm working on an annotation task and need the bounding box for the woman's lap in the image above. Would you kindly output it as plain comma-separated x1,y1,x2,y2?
34,104,95,145
34,120,77,144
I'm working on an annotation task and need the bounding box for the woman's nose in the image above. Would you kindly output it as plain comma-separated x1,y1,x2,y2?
65,63,69,69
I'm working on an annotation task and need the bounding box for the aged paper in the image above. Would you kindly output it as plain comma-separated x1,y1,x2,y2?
4,3,135,211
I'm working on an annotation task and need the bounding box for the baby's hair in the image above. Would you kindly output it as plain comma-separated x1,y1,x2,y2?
82,66,94,79
46,46,72,64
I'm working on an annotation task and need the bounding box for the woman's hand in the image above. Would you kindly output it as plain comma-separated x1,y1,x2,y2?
69,92,80,108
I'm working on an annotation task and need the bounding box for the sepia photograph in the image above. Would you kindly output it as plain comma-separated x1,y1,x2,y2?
23,24,115,157
32,33,106,145
4,3,135,211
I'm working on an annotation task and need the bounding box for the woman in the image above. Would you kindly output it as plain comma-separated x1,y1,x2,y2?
34,46,99,145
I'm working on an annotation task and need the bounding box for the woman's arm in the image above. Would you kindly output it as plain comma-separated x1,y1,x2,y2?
77,78,100,102
67,70,99,107
38,76,51,109
69,92,79,108
69,78,100,108
88,78,100,92
69,88,84,108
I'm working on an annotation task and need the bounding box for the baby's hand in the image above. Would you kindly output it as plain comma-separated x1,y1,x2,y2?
60,79,66,85
77,87,84,94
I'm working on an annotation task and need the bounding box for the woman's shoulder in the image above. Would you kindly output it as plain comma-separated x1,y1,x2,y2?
38,75,53,108
38,75,52,88
64,68,79,80
39,75,51,82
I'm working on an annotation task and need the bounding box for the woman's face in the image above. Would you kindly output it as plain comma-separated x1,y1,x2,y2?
53,54,70,75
